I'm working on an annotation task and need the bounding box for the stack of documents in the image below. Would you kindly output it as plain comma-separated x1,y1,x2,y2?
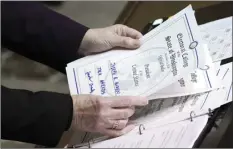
65,5,232,148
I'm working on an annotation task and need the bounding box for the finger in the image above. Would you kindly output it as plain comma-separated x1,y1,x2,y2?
106,119,128,130
103,124,136,137
109,107,135,119
127,120,137,125
109,96,148,108
115,24,143,39
111,36,141,49
121,26,143,39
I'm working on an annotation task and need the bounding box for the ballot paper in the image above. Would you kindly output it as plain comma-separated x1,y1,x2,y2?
78,115,208,148
73,62,232,148
150,45,221,99
214,62,232,105
66,5,209,99
198,62,232,110
130,92,210,126
66,5,232,148
130,62,232,126
200,17,232,62
214,61,221,73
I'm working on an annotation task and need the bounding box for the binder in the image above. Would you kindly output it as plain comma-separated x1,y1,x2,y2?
193,102,232,148
193,57,233,147
67,110,215,148
141,17,233,148
66,5,232,147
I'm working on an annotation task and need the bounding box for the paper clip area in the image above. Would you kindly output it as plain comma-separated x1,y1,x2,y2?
67,138,93,148
199,65,210,70
189,41,198,49
187,41,210,71
190,111,196,122
139,124,145,135
88,139,92,148
208,108,214,117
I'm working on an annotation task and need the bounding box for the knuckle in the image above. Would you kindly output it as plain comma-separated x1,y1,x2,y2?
96,97,104,106
119,112,125,119
115,24,124,28
105,118,112,125
129,108,135,116
100,112,110,121
123,111,129,118
109,131,117,137
125,98,132,106
131,106,135,112
94,98,104,110
104,99,112,107
118,130,125,136
122,38,129,45
99,97,111,108
112,131,120,137
122,120,128,127
99,110,105,117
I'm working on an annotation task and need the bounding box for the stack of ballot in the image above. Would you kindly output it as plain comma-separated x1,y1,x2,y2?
65,5,232,148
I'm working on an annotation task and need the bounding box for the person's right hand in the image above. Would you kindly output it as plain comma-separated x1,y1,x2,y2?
71,95,148,137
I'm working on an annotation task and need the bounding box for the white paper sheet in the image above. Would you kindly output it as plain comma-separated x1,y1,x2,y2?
214,61,221,73
66,5,208,100
74,62,232,148
200,62,232,109
73,62,232,148
78,115,208,148
217,62,232,104
130,93,209,126
130,62,232,126
150,45,221,99
200,17,232,62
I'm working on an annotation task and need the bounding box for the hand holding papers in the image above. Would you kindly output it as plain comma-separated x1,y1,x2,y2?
65,4,232,149
75,116,209,148
66,5,210,99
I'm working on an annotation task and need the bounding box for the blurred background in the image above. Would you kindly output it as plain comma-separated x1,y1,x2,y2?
1,1,227,148
1,1,127,147
1,1,127,95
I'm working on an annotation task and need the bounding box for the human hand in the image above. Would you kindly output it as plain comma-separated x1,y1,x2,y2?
71,95,148,137
79,24,143,56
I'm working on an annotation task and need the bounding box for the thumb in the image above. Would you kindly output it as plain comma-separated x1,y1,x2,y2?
111,35,141,49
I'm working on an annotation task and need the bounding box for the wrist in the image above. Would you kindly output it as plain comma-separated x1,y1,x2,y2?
78,29,93,56
63,95,74,131
70,96,78,130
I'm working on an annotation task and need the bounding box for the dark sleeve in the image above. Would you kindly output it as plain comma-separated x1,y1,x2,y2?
1,86,73,147
1,1,89,73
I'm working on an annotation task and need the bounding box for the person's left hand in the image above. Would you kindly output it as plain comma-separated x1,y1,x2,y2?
71,94,148,137
79,24,143,56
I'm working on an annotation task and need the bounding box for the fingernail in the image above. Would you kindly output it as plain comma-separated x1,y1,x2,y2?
130,106,135,110
140,97,149,105
136,34,143,39
128,120,137,125
133,41,141,47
